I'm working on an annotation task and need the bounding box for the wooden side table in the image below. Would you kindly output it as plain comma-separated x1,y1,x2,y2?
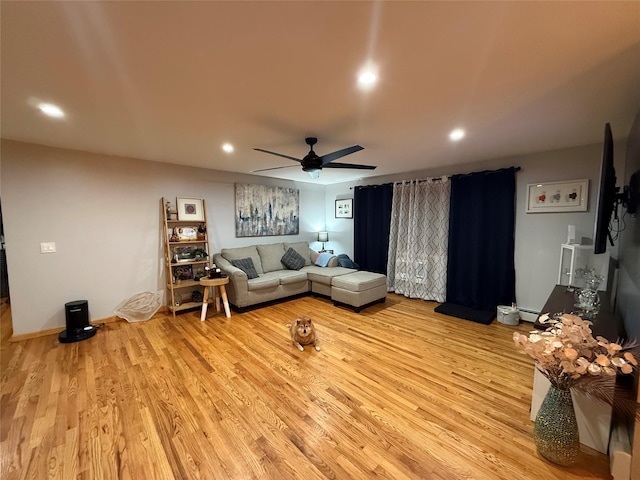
199,277,231,320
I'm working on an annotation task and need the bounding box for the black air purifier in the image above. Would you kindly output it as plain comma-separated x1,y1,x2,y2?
58,300,97,343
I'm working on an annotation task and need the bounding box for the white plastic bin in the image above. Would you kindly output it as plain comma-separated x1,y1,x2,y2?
497,305,519,325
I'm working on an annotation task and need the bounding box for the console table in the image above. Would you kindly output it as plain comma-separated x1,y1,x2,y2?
531,284,624,454
534,284,621,340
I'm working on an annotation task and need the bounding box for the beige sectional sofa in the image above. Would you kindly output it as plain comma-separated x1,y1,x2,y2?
212,241,358,311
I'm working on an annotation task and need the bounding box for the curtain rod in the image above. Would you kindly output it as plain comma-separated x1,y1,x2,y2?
349,166,521,189
393,176,448,185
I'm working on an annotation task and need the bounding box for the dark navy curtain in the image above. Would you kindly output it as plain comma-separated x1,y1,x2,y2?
354,184,393,274
445,167,517,312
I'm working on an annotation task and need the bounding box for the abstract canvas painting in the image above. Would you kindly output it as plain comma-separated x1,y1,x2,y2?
235,184,299,237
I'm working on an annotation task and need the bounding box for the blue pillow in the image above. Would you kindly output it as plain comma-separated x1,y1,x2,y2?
337,254,360,269
314,252,334,267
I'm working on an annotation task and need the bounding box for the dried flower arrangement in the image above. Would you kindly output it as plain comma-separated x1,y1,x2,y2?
513,313,638,406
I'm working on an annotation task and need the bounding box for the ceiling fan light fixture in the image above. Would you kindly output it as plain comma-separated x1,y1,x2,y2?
308,170,320,180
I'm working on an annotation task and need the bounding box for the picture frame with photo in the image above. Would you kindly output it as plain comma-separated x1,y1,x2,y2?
335,198,353,218
526,179,589,213
176,226,198,241
177,197,205,221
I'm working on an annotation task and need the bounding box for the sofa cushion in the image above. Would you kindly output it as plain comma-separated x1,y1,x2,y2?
283,242,313,266
221,246,264,274
303,266,357,285
231,258,259,279
247,273,280,291
281,247,306,270
278,270,309,285
257,243,285,273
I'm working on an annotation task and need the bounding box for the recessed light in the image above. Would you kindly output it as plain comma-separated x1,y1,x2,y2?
357,62,378,90
449,128,465,141
358,72,377,86
38,103,64,118
222,143,234,153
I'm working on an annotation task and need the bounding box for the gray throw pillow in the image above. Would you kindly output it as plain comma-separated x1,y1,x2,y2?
231,258,259,279
281,247,306,271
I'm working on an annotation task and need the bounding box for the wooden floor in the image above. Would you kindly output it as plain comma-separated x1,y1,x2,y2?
0,294,612,479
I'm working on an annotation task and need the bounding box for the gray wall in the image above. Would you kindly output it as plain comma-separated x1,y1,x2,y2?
1,135,631,336
1,140,326,335
326,140,627,315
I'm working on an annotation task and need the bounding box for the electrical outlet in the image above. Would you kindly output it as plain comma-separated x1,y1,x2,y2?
40,242,56,253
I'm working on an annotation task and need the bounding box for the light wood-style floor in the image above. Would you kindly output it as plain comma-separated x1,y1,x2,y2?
1,294,611,479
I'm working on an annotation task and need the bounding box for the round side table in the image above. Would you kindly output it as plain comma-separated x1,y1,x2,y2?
199,276,231,321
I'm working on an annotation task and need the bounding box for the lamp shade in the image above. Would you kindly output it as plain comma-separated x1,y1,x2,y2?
317,231,329,243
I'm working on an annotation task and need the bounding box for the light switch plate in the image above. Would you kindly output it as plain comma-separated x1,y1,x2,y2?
40,242,56,253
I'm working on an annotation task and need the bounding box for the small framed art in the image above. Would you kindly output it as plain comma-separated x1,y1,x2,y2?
177,197,205,221
526,180,588,213
335,198,353,218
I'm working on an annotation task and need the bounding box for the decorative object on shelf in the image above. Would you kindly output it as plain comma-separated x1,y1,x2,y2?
526,179,588,213
165,201,172,220
193,268,205,281
197,223,207,239
191,290,203,303
335,198,353,218
190,248,208,260
177,226,198,241
234,183,299,237
177,197,205,221
317,231,329,251
174,265,193,281
572,267,604,319
513,313,639,465
170,228,180,242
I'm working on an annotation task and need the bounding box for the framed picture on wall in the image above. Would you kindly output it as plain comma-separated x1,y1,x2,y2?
177,197,205,221
335,198,353,218
526,180,589,213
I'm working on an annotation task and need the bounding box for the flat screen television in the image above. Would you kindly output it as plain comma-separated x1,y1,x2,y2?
593,123,618,254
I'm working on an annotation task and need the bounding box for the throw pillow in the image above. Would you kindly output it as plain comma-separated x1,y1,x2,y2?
314,252,335,267
281,247,306,271
337,254,360,269
231,257,259,279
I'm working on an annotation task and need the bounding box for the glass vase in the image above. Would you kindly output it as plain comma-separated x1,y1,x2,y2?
533,385,580,466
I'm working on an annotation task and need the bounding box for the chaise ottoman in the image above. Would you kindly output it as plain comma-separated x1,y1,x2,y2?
331,271,387,312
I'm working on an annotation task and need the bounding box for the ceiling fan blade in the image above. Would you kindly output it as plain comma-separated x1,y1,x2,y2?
253,148,302,163
323,162,376,170
320,145,364,166
251,165,298,173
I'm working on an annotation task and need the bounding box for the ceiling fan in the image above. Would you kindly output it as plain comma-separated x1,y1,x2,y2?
252,137,376,178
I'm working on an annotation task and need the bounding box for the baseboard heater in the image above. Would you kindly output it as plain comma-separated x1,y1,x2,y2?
516,307,540,323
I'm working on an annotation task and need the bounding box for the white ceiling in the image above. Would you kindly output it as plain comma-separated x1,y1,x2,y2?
2,1,639,185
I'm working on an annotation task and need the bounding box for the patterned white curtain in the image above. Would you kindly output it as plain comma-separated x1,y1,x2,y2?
387,178,450,302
